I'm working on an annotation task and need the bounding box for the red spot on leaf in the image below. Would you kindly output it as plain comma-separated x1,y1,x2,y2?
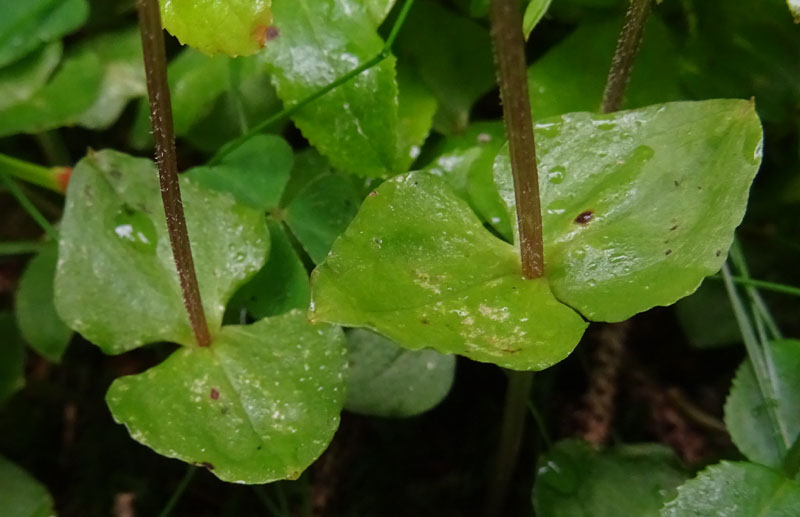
210,388,220,400
575,210,593,224
266,26,280,41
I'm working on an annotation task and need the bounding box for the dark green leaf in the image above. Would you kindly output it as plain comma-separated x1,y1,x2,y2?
0,456,55,517
494,100,763,321
0,313,24,407
395,0,495,134
662,461,800,516
675,280,740,348
395,64,437,172
0,42,62,111
0,0,88,67
725,339,800,469
15,243,72,362
107,310,347,484
533,440,687,517
310,172,588,371
285,173,362,264
54,150,269,354
345,329,455,418
186,135,294,211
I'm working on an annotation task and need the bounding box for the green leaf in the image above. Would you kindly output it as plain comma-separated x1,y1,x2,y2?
285,173,362,264
527,17,681,119
186,135,294,211
160,0,274,57
675,280,740,348
0,313,24,407
54,150,269,354
0,47,104,137
0,0,88,67
107,310,347,484
533,440,687,517
15,243,72,363
394,0,495,134
0,42,62,111
421,121,511,240
310,172,588,371
264,0,401,177
494,100,763,322
662,461,800,516
229,220,310,320
345,329,455,417
395,64,438,172
523,0,553,39
281,149,336,206
0,456,55,517
74,27,146,129
725,339,800,469
365,0,397,26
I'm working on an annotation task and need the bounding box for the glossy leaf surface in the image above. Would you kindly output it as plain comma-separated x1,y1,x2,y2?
494,100,762,321
662,462,800,516
186,135,293,211
54,150,269,354
725,339,800,469
0,0,88,67
160,0,274,57
15,243,72,362
0,313,24,406
107,311,347,483
533,440,687,517
0,456,55,517
264,0,401,177
310,172,588,371
395,0,495,134
345,329,455,417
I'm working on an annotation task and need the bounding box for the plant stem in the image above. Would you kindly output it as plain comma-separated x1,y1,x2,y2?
209,0,417,165
137,0,212,348
34,130,71,166
485,371,534,517
490,0,544,279
0,172,58,239
709,275,800,299
601,0,654,113
0,153,69,193
0,241,45,255
157,465,196,517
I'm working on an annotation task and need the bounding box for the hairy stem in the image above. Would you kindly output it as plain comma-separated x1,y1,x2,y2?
602,0,654,113
137,0,211,348
485,371,534,517
490,0,544,279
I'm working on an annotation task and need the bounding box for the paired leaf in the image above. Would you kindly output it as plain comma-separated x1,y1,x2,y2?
310,172,588,371
107,310,347,484
345,329,455,417
533,440,687,517
264,0,402,177
662,462,800,516
15,243,72,362
494,100,763,322
0,0,88,67
394,0,495,134
0,313,24,406
54,150,269,353
160,0,274,57
725,339,800,469
0,456,55,517
527,17,681,119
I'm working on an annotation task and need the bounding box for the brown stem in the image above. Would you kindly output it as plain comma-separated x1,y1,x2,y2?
601,0,654,113
489,0,544,279
137,0,211,348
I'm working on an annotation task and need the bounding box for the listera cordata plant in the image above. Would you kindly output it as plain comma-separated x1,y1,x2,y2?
48,0,762,484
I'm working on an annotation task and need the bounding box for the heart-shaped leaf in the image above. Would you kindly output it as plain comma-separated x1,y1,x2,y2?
345,329,455,417
160,0,274,57
54,150,269,354
107,310,347,484
495,99,762,322
533,440,687,517
662,462,800,516
725,339,800,469
310,172,588,371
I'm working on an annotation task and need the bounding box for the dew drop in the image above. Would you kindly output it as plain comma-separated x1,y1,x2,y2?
112,210,157,253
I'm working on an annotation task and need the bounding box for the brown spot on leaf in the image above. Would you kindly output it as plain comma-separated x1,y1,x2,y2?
200,462,215,470
368,190,378,197
575,210,594,224
665,249,672,256
670,224,679,231
253,25,268,47
421,319,430,325
674,180,680,187
266,26,280,41
210,388,219,400
716,250,722,257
